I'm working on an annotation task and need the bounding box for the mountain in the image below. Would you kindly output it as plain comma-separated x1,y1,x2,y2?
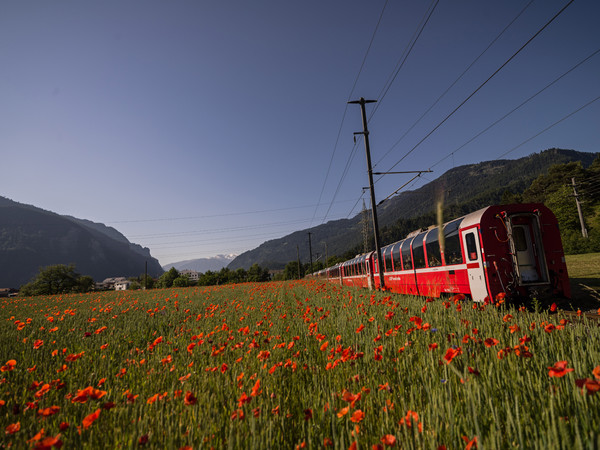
163,255,237,273
228,148,599,270
0,196,164,288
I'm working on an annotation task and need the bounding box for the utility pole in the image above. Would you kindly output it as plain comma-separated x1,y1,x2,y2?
361,198,370,253
572,177,588,238
349,97,385,290
144,261,148,290
307,232,314,275
296,245,301,280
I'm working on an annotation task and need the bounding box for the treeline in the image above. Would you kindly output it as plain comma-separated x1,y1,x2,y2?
502,157,600,254
153,264,271,289
17,263,272,296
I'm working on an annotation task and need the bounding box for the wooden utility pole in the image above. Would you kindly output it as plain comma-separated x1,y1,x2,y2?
349,97,386,290
307,232,314,274
296,245,301,280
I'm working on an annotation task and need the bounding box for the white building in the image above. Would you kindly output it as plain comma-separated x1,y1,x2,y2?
180,270,199,282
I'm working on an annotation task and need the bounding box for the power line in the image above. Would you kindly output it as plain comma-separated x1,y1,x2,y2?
429,46,600,170
379,0,576,178
128,216,333,239
369,0,440,121
494,94,600,160
310,0,389,227
373,0,535,169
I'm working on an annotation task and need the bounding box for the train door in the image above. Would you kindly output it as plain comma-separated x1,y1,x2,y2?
507,215,549,285
462,228,489,302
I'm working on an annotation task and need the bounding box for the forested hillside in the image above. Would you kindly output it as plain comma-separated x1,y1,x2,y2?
229,149,599,270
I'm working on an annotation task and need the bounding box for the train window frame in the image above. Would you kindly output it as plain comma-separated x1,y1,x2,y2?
465,232,478,261
443,218,464,265
401,239,413,270
425,228,442,267
412,232,427,269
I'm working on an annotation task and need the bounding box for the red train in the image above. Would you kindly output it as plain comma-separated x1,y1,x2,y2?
312,204,570,302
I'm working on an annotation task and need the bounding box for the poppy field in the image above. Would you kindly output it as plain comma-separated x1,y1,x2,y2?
1,280,599,449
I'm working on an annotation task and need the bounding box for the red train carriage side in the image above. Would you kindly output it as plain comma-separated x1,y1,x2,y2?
313,204,570,302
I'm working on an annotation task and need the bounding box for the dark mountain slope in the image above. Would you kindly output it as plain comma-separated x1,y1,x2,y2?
0,197,163,288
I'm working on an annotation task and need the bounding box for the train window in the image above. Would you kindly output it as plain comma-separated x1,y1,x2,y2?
412,232,427,269
392,242,402,271
465,232,478,261
513,226,528,252
384,246,393,272
443,219,464,265
425,228,442,267
401,239,413,270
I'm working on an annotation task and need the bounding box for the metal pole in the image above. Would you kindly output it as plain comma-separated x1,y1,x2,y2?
308,232,314,274
349,97,386,290
572,177,588,238
296,245,301,280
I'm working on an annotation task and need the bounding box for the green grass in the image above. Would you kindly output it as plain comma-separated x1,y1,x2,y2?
566,253,600,279
1,282,600,449
566,253,600,308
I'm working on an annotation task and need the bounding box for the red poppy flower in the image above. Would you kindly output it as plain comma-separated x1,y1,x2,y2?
484,338,499,348
5,422,20,435
575,378,600,395
443,347,462,364
36,435,63,449
337,406,349,418
37,406,60,417
462,435,478,449
1,360,16,372
381,434,396,447
250,379,261,397
82,409,101,429
184,391,197,406
548,360,574,378
350,410,364,423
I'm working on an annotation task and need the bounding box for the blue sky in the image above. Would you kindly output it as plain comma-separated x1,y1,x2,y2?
2,1,599,266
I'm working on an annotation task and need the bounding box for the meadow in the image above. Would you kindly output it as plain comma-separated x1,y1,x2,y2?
1,281,599,449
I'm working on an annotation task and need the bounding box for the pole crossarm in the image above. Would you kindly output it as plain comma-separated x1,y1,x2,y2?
373,170,433,175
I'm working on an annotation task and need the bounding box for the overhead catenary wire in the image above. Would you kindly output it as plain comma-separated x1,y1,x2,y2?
429,46,600,170
378,0,576,180
494,95,600,160
310,0,389,227
373,0,535,169
369,0,440,122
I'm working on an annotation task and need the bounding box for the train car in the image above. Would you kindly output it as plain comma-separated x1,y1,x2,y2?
314,204,570,302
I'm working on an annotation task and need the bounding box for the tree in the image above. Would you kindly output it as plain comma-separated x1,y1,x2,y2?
157,267,179,288
20,264,93,296
172,276,189,287
247,263,270,282
283,261,303,280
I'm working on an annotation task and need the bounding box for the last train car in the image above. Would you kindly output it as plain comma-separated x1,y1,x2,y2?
331,204,570,302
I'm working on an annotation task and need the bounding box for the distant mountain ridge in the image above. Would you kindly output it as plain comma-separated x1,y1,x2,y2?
228,148,599,270
163,255,236,273
0,196,164,288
